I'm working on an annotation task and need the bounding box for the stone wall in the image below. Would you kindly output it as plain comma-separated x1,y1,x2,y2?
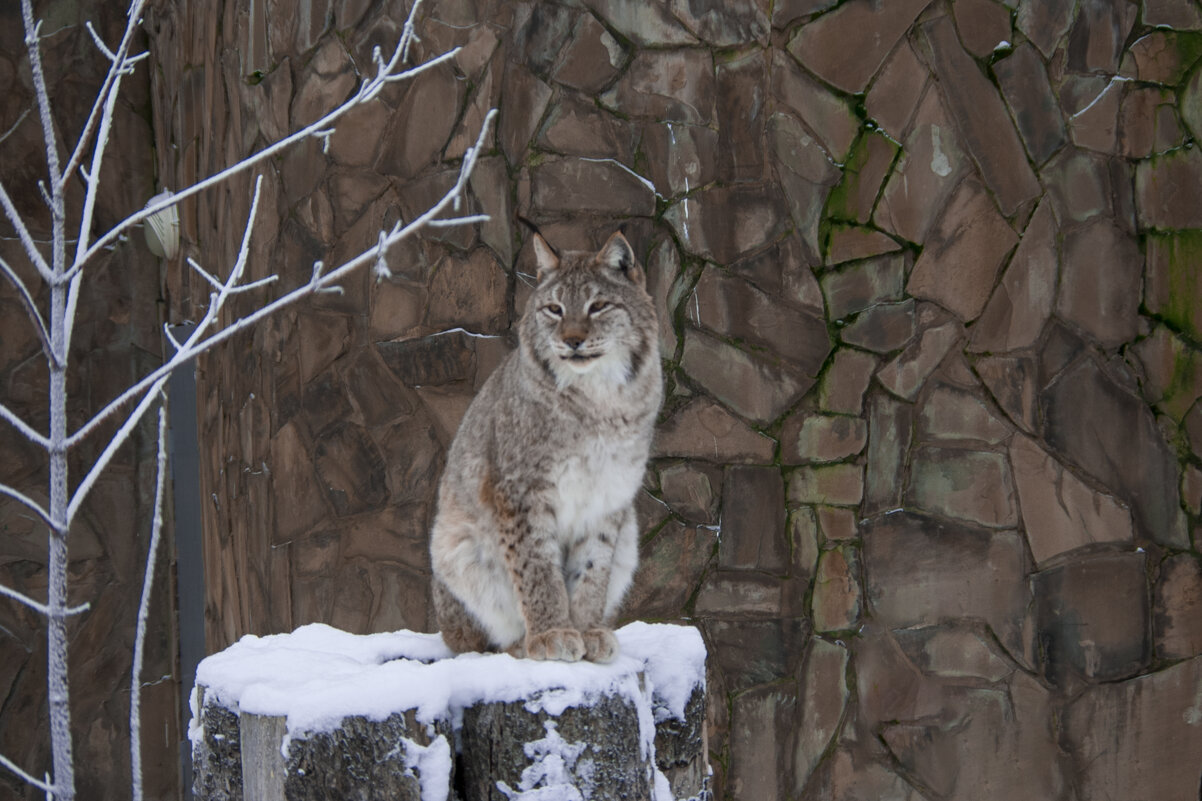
150,0,1202,798
0,3,181,800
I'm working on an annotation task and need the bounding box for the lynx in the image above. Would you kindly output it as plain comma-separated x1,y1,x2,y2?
429,230,662,663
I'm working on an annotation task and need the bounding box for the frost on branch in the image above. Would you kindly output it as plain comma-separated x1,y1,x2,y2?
190,622,710,801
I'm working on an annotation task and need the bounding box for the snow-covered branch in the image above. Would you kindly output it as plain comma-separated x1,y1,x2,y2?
0,753,54,795
130,405,168,801
0,400,50,450
0,253,53,362
65,0,451,282
0,177,53,282
0,482,56,530
65,107,497,452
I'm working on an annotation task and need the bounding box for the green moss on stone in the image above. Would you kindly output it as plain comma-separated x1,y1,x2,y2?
1148,230,1202,342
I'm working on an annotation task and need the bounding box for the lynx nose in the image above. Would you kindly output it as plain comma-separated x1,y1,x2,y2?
563,335,585,351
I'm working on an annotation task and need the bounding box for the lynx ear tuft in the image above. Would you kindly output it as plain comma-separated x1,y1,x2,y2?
597,231,644,288
531,233,560,281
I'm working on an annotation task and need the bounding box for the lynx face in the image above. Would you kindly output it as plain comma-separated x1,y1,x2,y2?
523,232,655,388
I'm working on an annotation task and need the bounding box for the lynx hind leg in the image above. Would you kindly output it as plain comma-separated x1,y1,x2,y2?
432,578,493,654
603,505,640,623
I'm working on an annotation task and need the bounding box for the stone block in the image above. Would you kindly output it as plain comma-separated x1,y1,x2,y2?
378,60,462,180
499,62,552,167
1066,655,1202,800
788,464,864,507
781,413,868,464
313,423,388,517
875,87,968,245
1155,554,1202,660
862,512,1029,656
651,398,776,464
1143,0,1202,28
716,48,769,181
425,248,509,334
995,44,1067,166
376,330,476,387
976,353,1039,433
627,521,716,619
1131,325,1202,422
918,384,1008,444
921,16,1041,216
894,624,1013,682
1066,0,1138,74
670,0,770,46
687,268,830,374
1043,355,1188,547
1146,231,1202,343
538,95,636,162
695,571,785,616
864,392,913,515
1010,434,1134,567
1016,0,1074,57
877,321,961,401
1032,552,1149,685
1136,145,1202,230
552,13,625,94
665,184,789,264
968,200,1058,353
770,51,858,162
728,686,798,799
729,233,825,316
270,421,330,541
820,254,906,321
641,119,719,200
787,0,932,93
825,225,900,265
602,49,713,123
530,156,656,217
825,131,899,225
953,0,1012,58
907,178,1019,322
793,638,849,793
865,38,928,139
791,508,822,579
719,465,788,572
587,0,699,47
816,506,858,542
680,328,811,424
841,300,915,354
658,462,720,526
812,547,861,632
706,617,810,692
1057,220,1141,347
907,446,1017,528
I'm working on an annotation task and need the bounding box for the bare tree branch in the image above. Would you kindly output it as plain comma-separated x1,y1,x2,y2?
64,107,496,451
0,400,50,450
129,405,168,801
0,178,53,283
0,753,54,795
66,0,449,281
0,481,56,530
0,253,54,364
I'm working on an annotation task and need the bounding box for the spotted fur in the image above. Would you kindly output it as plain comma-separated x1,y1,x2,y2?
429,231,662,663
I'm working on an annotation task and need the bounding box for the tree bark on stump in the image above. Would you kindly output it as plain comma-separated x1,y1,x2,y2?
459,690,652,800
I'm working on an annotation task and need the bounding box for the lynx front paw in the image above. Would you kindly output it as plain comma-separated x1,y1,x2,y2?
525,628,586,662
581,628,619,663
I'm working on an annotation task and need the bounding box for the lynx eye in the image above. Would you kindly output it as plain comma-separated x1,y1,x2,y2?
588,300,610,315
543,303,563,318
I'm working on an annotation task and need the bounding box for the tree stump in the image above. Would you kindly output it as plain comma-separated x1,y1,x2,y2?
190,622,708,801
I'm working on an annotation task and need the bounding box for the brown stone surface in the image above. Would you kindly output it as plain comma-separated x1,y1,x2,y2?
841,300,915,354
877,321,961,401
820,254,906,320
553,13,625,94
602,48,714,123
793,639,849,794
1043,356,1188,547
1010,434,1134,567
863,512,1029,655
1033,552,1149,685
876,88,969,245
976,353,1039,433
907,179,1019,322
907,446,1018,528
818,348,878,415
781,413,868,464
788,464,864,507
1131,325,1202,422
626,521,717,619
1056,221,1142,347
1155,554,1202,660
652,398,776,464
665,184,790,264
530,156,657,217
865,392,914,515
921,16,1041,216
688,268,831,373
918,384,1009,444
994,43,1067,166
812,547,861,632
953,0,1012,58
1066,655,1202,800
771,51,858,162
1066,0,1138,74
1135,144,1202,230
681,327,812,424
787,0,933,93
865,38,928,138
968,200,1058,353
719,466,788,573
716,50,769,182
1016,0,1075,57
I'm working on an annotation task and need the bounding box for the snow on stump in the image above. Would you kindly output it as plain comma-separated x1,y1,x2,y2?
189,622,709,801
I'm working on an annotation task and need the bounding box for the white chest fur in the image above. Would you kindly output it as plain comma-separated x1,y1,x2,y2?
551,434,644,536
